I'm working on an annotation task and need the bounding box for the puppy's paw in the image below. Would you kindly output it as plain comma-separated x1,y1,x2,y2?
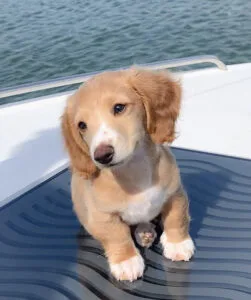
134,223,157,248
160,233,195,261
110,253,145,281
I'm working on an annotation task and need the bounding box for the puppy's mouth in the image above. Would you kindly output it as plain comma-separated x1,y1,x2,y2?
94,159,125,169
94,141,139,169
108,141,139,168
108,160,125,168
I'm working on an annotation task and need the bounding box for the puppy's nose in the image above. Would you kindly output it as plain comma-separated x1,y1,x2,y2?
94,144,114,165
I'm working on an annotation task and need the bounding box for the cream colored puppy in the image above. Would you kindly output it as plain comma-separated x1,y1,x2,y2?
61,69,195,282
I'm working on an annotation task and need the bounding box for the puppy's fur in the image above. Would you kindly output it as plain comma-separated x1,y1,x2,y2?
61,69,195,281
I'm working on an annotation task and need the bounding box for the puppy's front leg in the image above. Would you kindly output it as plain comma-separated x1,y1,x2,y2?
160,188,195,261
88,212,144,281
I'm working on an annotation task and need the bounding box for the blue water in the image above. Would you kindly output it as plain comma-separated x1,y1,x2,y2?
1,0,251,93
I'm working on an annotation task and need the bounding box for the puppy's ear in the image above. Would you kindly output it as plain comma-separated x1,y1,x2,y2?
129,69,181,144
61,97,98,179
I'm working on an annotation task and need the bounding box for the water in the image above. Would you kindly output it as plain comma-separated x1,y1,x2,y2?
1,0,251,98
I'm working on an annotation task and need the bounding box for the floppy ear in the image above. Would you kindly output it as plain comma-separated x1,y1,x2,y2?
129,69,181,144
61,97,98,179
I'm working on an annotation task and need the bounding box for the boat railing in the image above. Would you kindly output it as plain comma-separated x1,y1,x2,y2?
0,55,227,99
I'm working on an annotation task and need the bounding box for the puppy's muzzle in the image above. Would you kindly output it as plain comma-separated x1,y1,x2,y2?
94,144,114,165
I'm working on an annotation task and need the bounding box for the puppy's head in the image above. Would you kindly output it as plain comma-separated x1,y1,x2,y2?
61,69,181,178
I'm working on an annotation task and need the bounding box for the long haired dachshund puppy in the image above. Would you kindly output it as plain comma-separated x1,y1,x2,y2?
61,69,195,282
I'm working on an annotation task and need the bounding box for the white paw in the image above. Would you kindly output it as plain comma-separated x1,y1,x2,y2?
110,253,145,281
160,233,195,261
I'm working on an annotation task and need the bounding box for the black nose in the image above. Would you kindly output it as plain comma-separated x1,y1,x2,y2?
94,144,114,165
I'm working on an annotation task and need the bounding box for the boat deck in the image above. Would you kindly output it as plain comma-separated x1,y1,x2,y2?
1,148,251,300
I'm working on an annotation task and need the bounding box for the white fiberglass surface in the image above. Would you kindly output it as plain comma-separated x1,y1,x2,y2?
176,63,251,159
0,63,251,206
0,93,70,206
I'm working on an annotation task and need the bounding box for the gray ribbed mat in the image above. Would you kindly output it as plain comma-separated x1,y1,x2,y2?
1,148,251,300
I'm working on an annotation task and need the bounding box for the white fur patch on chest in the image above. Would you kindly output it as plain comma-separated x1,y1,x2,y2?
121,186,168,225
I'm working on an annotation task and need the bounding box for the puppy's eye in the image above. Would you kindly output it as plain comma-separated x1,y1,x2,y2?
113,103,126,115
78,121,87,130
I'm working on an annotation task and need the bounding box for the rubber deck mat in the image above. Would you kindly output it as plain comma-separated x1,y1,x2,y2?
1,148,251,300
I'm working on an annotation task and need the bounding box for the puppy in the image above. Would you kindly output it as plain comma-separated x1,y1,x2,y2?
61,68,195,282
